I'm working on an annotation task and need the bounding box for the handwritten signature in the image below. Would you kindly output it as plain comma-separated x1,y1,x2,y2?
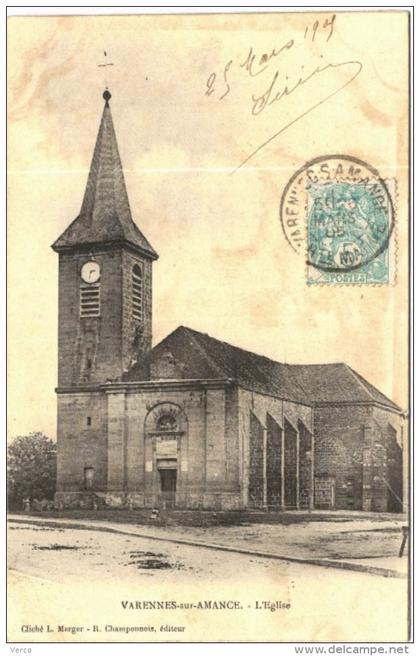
204,15,364,172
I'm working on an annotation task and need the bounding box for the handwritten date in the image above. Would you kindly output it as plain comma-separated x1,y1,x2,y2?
203,14,363,171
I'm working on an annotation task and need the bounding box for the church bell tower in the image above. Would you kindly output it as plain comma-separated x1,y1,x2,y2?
52,90,158,386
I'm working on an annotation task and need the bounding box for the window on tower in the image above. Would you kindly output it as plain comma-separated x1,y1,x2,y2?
132,264,143,322
84,467,94,490
80,282,100,317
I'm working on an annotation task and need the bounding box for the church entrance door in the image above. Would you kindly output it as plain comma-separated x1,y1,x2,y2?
159,468,177,508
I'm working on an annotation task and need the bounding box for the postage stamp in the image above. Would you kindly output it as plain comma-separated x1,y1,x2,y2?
280,155,396,285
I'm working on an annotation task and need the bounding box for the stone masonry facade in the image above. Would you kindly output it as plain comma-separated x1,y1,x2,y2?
55,374,404,512
57,247,152,388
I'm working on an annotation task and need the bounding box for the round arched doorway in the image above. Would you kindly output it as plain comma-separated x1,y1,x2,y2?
144,403,188,507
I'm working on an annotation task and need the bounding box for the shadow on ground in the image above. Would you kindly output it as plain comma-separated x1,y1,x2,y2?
8,508,405,528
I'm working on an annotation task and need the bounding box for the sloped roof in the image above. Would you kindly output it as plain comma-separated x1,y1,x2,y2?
288,363,400,409
124,325,226,383
52,91,158,260
179,327,309,404
125,326,401,411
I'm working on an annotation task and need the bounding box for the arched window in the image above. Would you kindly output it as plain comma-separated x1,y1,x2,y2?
132,264,143,321
156,414,177,431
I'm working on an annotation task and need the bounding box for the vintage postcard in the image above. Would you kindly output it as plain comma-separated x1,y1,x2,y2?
7,9,411,645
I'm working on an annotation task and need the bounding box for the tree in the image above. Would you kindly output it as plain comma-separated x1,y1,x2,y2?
7,432,56,510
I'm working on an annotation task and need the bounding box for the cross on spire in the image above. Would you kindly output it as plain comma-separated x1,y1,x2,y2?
97,50,114,67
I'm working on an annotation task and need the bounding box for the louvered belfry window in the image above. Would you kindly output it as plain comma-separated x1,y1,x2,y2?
80,282,100,317
132,264,143,321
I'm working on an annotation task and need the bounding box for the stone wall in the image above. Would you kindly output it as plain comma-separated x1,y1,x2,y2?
284,419,297,507
58,250,122,386
57,381,242,510
371,406,404,512
248,411,264,508
266,413,282,506
238,389,314,509
314,405,366,510
314,404,403,511
55,380,404,513
56,392,108,493
57,247,153,388
298,420,313,509
314,476,335,509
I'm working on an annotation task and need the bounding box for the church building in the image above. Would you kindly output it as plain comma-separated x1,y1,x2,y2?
52,91,405,513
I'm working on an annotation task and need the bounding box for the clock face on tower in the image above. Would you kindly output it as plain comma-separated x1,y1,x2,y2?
81,261,101,284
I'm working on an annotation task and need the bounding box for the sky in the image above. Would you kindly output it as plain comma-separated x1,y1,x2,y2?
7,12,409,438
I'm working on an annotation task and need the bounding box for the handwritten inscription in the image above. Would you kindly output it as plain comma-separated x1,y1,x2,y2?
204,15,363,171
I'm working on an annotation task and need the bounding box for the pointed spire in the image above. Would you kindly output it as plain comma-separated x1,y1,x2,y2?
52,90,158,259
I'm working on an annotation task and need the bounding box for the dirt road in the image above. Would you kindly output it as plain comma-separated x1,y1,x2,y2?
8,521,409,643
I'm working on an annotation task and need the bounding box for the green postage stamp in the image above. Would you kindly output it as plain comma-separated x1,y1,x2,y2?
280,155,396,285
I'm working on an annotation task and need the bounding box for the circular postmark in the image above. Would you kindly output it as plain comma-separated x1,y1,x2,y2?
279,155,394,274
